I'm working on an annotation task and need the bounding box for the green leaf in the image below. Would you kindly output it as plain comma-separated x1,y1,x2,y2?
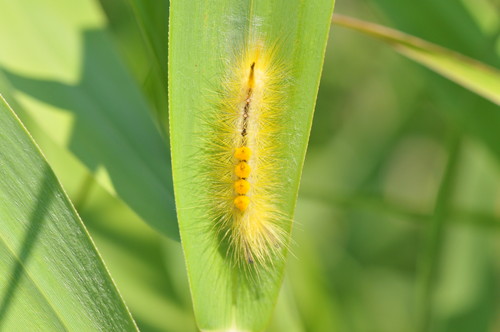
369,0,500,65
126,0,169,81
362,0,500,185
97,0,170,129
0,0,178,239
77,179,197,332
332,14,500,106
169,1,335,331
0,95,137,331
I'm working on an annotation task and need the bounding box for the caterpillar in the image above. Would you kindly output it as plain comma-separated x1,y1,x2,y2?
200,37,290,269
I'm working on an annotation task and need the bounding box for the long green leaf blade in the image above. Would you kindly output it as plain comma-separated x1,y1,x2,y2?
169,1,335,331
0,95,137,331
332,14,500,105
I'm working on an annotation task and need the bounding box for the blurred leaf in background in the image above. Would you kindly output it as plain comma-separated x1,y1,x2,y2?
332,14,500,105
295,0,500,331
0,0,178,240
97,0,170,130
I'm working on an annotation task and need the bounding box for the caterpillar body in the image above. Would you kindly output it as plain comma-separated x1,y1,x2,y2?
201,38,290,269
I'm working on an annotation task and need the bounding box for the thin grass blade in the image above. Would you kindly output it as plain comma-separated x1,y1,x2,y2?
333,14,500,105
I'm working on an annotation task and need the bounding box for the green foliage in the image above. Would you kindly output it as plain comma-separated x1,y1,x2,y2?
0,96,137,331
0,0,499,331
333,14,500,105
0,0,178,240
169,1,335,330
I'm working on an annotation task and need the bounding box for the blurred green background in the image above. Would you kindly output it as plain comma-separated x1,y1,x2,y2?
0,0,499,331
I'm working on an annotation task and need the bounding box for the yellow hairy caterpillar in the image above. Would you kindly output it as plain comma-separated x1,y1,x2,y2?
199,37,290,268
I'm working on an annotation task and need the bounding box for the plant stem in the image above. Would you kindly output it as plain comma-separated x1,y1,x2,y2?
416,131,462,332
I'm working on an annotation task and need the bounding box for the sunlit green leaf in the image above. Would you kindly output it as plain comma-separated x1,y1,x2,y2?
169,0,335,330
0,0,177,239
0,95,137,331
333,14,500,105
